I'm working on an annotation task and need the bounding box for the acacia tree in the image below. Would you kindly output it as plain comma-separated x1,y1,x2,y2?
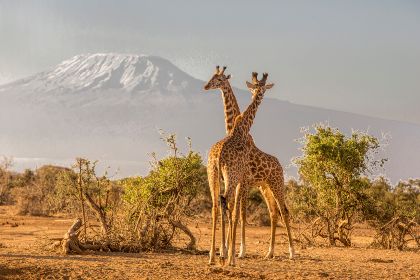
59,158,121,236
294,124,385,246
121,134,208,250
378,179,419,249
0,156,13,205
363,177,420,249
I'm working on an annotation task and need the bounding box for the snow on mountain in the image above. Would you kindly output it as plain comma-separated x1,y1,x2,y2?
0,53,200,94
0,53,419,182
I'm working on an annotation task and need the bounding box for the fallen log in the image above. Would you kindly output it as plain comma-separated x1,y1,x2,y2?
62,218,84,254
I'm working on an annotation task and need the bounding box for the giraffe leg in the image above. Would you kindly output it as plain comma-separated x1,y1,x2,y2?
228,183,242,266
224,214,230,254
209,202,218,265
238,187,248,259
220,173,230,261
220,202,228,259
282,205,295,259
208,164,220,265
260,186,279,259
269,180,295,260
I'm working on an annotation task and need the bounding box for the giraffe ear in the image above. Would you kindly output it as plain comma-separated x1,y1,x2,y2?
265,83,274,90
246,81,256,90
226,74,231,79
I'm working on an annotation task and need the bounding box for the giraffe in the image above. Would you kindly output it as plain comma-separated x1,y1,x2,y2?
217,72,294,266
204,66,281,261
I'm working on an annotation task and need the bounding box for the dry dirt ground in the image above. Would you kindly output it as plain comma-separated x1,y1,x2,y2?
0,206,419,280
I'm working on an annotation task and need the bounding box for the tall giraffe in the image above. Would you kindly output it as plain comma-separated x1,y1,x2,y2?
217,72,294,266
205,67,281,263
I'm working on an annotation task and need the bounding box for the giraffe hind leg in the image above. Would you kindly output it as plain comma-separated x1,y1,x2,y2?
259,185,279,259
238,186,249,259
268,179,295,259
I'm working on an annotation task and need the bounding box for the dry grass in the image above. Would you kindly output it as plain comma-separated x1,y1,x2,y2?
0,205,419,280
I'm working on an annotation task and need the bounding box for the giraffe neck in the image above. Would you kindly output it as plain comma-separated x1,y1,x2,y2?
220,82,241,135
233,91,264,137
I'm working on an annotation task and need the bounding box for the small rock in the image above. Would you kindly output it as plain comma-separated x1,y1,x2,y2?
319,272,329,277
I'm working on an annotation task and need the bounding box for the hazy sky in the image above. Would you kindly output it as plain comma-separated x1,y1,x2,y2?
1,0,419,124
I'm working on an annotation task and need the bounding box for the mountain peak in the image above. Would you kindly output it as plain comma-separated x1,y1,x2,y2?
2,53,198,94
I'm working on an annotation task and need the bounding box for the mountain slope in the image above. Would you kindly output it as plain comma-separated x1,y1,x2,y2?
0,53,419,182
1,53,200,94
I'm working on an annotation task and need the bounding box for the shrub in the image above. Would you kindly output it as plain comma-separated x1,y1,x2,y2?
366,178,420,249
245,187,270,226
120,134,208,250
58,158,122,236
294,124,385,246
0,156,14,205
13,166,73,215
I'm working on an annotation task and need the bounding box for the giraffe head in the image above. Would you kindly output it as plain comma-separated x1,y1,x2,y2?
245,72,274,97
230,72,274,136
204,66,231,90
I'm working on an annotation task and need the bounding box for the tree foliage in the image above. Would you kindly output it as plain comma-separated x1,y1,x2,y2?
294,124,385,246
0,156,14,205
58,158,122,236
365,177,420,249
12,165,73,215
120,133,208,250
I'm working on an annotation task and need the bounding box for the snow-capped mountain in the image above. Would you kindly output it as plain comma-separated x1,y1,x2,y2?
0,53,419,182
1,53,200,94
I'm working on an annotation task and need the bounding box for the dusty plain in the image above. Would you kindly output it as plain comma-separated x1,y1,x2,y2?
0,206,418,280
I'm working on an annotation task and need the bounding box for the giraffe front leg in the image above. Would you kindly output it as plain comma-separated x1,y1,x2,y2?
220,200,228,260
238,187,248,259
208,164,220,265
228,183,242,266
209,201,218,265
224,206,230,256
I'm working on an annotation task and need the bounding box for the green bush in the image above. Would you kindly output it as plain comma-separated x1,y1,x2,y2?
13,165,74,215
0,156,14,205
294,124,385,246
120,134,208,250
58,158,122,235
365,178,420,249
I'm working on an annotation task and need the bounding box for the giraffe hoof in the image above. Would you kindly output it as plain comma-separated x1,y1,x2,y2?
227,256,236,267
238,246,246,258
288,247,295,259
264,253,274,259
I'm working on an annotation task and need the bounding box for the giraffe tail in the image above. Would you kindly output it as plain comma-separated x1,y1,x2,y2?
219,195,227,214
